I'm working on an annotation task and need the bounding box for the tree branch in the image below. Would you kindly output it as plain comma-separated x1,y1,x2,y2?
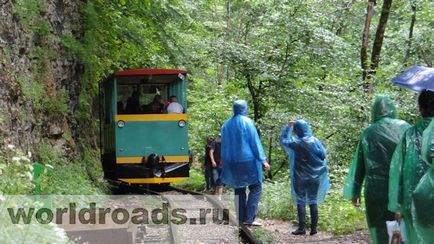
361,0,376,83
403,0,416,63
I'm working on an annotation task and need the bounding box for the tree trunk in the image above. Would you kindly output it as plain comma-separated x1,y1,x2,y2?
419,44,433,67
369,0,393,77
226,0,231,30
404,1,416,63
245,72,260,122
361,0,376,84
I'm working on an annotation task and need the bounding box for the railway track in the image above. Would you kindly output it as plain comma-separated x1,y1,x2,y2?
60,185,259,244
134,185,259,244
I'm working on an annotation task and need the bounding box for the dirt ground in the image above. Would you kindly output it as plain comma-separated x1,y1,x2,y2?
255,219,371,244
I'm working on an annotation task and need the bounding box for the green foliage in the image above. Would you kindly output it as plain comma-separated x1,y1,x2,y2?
258,176,366,235
61,0,196,145
39,162,105,195
13,0,41,28
188,79,246,157
34,142,64,165
82,148,110,193
0,145,34,194
36,0,432,238
30,150,105,196
10,0,69,123
17,75,44,105
18,77,67,116
250,227,276,243
42,89,68,116
172,168,205,191
34,146,108,194
318,188,367,234
258,176,295,220
13,0,56,41
0,218,69,244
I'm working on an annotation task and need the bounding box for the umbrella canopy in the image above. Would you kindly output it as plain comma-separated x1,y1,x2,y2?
392,66,434,92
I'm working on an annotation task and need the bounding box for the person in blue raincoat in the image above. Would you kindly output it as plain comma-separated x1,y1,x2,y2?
220,100,270,226
280,118,330,235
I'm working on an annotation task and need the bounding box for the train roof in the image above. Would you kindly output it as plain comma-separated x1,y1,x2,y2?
100,68,188,85
114,68,187,76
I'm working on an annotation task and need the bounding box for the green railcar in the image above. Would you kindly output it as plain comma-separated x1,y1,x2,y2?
100,69,190,185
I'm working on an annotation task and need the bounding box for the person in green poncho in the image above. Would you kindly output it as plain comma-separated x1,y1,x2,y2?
412,120,434,244
388,89,434,244
343,95,411,244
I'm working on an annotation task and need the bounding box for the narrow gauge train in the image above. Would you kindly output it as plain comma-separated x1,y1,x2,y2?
100,69,190,185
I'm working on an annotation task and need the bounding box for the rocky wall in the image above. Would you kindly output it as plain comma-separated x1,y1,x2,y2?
0,0,86,160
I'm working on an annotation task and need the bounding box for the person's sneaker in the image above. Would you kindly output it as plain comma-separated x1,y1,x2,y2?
243,220,262,226
310,230,318,236
291,229,306,235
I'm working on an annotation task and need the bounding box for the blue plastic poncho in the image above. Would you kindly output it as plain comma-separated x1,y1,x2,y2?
280,120,330,205
220,100,267,188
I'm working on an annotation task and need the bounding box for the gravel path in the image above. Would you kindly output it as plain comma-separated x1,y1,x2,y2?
259,219,371,243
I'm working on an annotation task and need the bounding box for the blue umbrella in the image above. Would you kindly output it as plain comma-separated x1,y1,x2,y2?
392,66,434,92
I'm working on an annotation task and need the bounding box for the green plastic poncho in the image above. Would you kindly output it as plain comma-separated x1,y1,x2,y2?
343,95,410,244
411,120,434,244
388,117,434,244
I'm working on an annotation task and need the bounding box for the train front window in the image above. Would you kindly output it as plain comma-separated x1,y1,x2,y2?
116,83,168,114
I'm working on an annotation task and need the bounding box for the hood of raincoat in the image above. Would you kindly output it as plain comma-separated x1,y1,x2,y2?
371,95,398,123
294,120,312,138
233,100,248,116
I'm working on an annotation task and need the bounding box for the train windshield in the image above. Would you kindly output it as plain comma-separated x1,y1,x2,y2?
117,83,167,114
115,74,185,114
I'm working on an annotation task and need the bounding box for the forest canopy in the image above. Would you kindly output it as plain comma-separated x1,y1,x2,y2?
62,0,433,179
1,0,433,240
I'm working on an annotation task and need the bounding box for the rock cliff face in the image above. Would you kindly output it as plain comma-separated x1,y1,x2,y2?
0,0,86,159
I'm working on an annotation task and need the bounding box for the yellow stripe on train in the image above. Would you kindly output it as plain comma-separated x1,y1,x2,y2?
116,156,190,164
115,114,188,122
118,177,188,184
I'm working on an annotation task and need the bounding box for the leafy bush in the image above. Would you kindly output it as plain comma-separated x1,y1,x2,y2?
0,145,70,243
172,168,205,191
39,162,105,195
38,148,108,195
318,188,367,234
42,88,69,116
258,175,367,235
34,142,64,166
0,145,34,194
250,227,276,243
258,175,296,221
0,220,69,244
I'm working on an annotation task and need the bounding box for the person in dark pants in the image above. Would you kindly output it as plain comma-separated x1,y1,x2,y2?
220,100,270,226
210,136,223,198
280,119,330,235
204,136,214,192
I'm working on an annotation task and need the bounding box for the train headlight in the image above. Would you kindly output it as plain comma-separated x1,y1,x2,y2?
178,120,186,128
117,120,125,128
